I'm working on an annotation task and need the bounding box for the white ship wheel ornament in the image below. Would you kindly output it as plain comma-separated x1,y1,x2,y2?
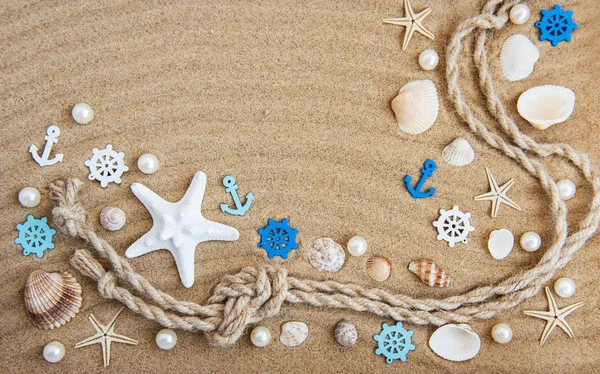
433,205,475,248
84,144,129,188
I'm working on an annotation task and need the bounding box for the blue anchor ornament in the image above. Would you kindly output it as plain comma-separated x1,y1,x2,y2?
404,159,436,198
29,125,64,167
220,175,254,216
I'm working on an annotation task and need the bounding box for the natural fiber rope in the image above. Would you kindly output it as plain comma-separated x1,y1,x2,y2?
47,0,600,347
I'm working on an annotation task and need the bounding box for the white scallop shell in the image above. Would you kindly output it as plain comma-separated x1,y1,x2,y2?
488,229,514,260
517,85,575,130
429,324,481,362
442,138,475,166
280,321,308,347
308,238,345,272
392,79,439,135
500,34,540,81
335,320,358,348
100,207,126,231
367,256,391,282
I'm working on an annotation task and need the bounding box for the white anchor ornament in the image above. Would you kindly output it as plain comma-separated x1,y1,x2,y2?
125,171,239,288
29,125,64,166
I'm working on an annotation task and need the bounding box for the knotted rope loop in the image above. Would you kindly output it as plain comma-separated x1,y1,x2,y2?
49,178,88,238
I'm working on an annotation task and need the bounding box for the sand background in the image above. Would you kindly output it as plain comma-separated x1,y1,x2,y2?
1,0,599,372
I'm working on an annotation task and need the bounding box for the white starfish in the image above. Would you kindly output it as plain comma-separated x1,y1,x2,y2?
524,287,584,346
474,167,521,217
125,171,239,288
383,0,435,51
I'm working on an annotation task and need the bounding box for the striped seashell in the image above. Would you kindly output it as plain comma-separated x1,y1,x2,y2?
408,259,456,287
24,270,83,330
280,321,308,347
308,238,345,272
442,138,475,167
100,207,126,231
335,320,358,348
367,256,391,282
391,79,439,135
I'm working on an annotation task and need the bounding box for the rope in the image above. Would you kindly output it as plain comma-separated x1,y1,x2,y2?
47,0,600,347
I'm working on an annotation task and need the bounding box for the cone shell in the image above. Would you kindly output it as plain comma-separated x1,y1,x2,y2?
24,270,83,330
442,138,475,166
408,259,456,287
366,256,391,282
517,85,575,130
335,320,358,348
100,207,126,231
500,34,540,81
391,79,439,135
280,321,308,347
308,238,345,272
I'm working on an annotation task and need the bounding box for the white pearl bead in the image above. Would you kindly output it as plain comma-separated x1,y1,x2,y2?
71,103,94,124
491,323,513,344
557,179,576,200
18,187,41,208
155,329,178,350
520,231,542,252
554,277,576,298
347,236,368,257
250,326,271,347
418,49,439,71
137,153,160,174
43,341,65,363
509,4,530,25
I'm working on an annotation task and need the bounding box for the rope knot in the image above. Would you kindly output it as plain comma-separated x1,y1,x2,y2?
49,179,88,237
205,265,288,346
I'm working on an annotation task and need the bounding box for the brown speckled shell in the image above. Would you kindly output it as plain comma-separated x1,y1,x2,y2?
308,238,345,272
335,320,358,348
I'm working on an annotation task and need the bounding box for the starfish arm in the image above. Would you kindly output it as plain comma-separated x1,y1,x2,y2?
74,334,103,348
190,218,240,242
403,0,414,19
499,178,515,193
491,198,501,218
499,195,522,211
382,17,411,26
103,339,110,367
124,229,169,258
106,308,125,331
524,310,556,321
180,171,207,209
414,21,435,40
131,182,172,219
540,319,560,345
545,287,559,313
172,242,198,288
559,302,585,317
474,192,497,201
108,333,139,345
485,167,500,193
89,314,107,334
402,22,416,51
556,317,576,338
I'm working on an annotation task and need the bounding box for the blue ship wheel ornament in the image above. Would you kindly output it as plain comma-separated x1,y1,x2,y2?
14,215,56,258
257,218,298,259
373,322,416,364
535,4,577,47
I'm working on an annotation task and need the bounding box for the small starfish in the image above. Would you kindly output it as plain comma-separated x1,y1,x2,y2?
474,167,521,217
383,0,435,51
524,287,584,346
74,308,138,367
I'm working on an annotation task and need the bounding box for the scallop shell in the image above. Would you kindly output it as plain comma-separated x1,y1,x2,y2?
408,259,456,287
280,321,308,347
367,256,391,282
335,320,358,348
429,324,481,362
517,85,575,130
391,79,439,135
441,138,475,166
308,238,345,272
488,229,514,260
100,207,126,231
24,270,83,330
500,34,540,81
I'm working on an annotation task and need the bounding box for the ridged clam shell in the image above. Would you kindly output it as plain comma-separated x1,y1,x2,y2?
24,270,82,330
488,229,514,260
366,256,391,282
280,321,308,347
429,324,481,362
442,138,475,166
408,259,456,287
392,79,439,135
335,320,358,348
100,207,126,231
500,34,540,81
308,238,345,272
517,85,575,130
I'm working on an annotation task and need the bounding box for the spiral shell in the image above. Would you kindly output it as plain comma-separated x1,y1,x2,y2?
24,270,82,330
367,256,391,282
280,321,308,347
408,259,456,287
308,238,345,272
100,207,126,231
335,320,358,348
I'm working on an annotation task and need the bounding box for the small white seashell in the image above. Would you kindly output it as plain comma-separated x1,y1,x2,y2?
488,229,514,259
308,238,345,272
500,34,540,81
442,138,475,166
429,324,481,362
280,321,308,347
367,256,391,282
517,85,576,130
392,80,439,135
99,207,126,231
335,320,358,348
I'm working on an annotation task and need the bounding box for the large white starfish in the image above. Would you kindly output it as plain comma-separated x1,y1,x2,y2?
125,171,239,288
383,0,435,51
474,167,521,217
